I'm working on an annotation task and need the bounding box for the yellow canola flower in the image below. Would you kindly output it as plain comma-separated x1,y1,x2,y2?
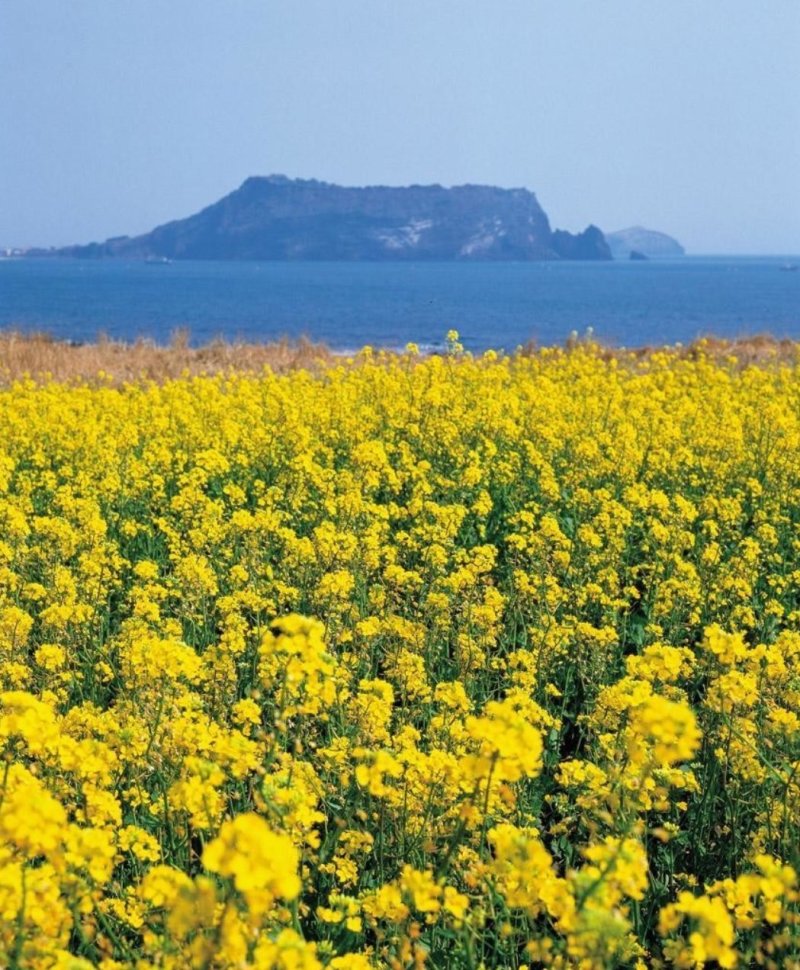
0,764,67,859
626,691,701,766
660,891,737,968
251,929,323,970
2,344,800,967
259,615,340,718
202,813,301,903
462,695,544,785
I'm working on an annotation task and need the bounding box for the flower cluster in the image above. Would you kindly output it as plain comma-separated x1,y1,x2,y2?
0,340,799,967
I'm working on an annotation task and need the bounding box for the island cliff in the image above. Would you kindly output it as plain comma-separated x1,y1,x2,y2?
59,176,612,262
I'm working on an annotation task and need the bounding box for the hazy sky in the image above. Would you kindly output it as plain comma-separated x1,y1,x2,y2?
2,0,799,253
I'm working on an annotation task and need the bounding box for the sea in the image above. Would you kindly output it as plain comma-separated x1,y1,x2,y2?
1,256,798,353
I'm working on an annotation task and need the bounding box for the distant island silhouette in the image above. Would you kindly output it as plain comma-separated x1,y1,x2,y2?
49,176,619,262
605,226,685,259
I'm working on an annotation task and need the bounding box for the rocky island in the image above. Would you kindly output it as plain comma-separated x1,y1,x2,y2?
57,175,612,262
605,226,685,259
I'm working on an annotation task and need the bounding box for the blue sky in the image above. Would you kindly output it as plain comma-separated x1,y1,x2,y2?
2,0,799,253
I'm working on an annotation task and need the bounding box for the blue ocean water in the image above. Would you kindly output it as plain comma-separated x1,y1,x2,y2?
1,256,798,351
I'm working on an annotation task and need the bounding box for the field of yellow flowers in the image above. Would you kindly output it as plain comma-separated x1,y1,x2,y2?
1,336,799,969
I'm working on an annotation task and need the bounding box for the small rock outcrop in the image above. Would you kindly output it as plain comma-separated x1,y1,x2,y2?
551,225,612,261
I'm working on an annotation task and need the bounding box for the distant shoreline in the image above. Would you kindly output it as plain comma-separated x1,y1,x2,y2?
7,252,800,261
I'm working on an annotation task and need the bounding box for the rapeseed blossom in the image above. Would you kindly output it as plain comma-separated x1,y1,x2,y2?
0,342,799,966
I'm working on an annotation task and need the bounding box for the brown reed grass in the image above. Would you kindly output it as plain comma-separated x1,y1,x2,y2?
0,330,338,386
1,329,797,387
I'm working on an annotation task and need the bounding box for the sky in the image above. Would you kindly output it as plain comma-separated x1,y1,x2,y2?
2,0,799,254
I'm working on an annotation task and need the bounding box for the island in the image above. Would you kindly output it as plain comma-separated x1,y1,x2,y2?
604,226,685,259
54,176,612,262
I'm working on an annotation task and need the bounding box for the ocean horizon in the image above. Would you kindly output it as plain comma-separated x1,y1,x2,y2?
1,254,798,352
